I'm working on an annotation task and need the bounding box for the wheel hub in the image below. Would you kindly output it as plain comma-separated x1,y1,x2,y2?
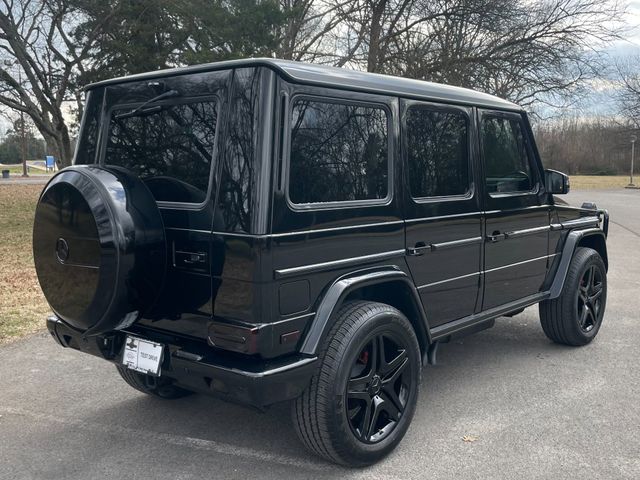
368,375,382,396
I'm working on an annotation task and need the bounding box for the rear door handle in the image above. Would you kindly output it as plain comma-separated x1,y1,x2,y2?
486,231,505,243
182,252,207,264
406,242,431,256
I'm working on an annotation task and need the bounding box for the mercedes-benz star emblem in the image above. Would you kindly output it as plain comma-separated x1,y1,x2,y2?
55,237,69,263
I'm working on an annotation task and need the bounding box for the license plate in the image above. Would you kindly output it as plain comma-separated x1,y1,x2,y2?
121,336,163,376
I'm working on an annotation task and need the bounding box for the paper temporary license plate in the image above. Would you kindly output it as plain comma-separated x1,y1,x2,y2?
121,336,163,376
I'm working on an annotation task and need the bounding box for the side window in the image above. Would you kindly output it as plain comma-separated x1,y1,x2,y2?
482,115,534,193
105,98,218,204
405,106,469,198
288,98,389,205
74,89,103,165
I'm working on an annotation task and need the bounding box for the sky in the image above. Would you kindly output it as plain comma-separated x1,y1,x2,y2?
593,1,640,108
625,0,640,47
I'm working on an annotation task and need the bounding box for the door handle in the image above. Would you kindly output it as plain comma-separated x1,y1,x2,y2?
486,231,505,243
176,251,207,264
406,242,431,256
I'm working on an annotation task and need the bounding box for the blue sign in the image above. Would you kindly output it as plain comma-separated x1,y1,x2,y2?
45,156,55,168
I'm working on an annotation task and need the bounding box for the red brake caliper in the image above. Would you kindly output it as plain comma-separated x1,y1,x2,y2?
358,349,369,365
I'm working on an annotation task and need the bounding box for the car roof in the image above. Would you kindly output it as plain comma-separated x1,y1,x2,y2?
85,58,522,111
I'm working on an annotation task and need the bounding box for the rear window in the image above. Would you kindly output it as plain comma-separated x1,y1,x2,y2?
104,98,218,204
288,98,389,205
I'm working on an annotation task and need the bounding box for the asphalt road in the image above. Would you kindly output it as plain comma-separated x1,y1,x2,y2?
1,189,639,479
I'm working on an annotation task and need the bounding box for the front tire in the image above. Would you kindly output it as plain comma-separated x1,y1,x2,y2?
539,247,607,346
292,301,421,466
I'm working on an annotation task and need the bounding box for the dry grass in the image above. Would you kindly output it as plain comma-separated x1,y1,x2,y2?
0,183,49,344
1,164,55,176
0,165,27,175
570,175,632,189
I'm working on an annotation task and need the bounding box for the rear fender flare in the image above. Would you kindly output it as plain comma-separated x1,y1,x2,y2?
299,266,431,356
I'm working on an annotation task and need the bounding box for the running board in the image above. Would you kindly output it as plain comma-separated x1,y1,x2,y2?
429,292,549,341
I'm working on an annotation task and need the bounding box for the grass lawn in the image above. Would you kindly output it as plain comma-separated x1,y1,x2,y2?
0,183,49,344
1,165,27,175
569,175,632,189
1,163,55,176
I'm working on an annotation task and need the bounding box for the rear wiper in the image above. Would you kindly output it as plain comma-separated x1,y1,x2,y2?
115,89,181,120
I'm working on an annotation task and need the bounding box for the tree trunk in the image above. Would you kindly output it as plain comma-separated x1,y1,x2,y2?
43,126,73,169
367,0,387,73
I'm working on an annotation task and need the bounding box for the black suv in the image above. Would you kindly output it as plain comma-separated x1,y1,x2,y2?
33,59,609,466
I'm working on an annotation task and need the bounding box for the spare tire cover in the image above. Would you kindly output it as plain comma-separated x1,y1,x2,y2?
33,165,166,335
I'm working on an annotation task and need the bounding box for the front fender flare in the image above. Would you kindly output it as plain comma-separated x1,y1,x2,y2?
299,266,431,355
549,228,607,299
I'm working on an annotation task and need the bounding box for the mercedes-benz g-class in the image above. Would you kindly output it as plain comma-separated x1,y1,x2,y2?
33,59,609,466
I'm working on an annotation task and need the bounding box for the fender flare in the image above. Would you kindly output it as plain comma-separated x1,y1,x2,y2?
549,228,607,299
299,266,431,355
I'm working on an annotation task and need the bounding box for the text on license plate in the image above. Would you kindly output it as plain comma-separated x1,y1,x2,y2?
122,336,163,376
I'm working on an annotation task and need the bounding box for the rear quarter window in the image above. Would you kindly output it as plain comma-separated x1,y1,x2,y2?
288,98,389,206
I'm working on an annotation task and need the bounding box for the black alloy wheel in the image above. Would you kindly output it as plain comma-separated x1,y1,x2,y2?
292,301,421,466
346,333,413,443
540,247,607,346
577,264,604,333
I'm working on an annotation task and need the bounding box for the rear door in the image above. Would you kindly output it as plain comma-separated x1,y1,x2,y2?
479,110,550,309
97,69,235,341
402,100,483,327
100,71,228,337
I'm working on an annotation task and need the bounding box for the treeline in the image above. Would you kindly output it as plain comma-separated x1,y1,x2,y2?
534,118,635,175
0,0,627,166
0,121,45,164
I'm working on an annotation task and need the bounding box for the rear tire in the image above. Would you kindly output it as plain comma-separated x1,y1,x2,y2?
539,247,607,346
115,366,194,399
292,301,421,466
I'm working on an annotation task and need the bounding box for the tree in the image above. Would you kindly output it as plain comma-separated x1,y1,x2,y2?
0,0,629,171
276,0,353,62
74,0,285,71
323,0,625,108
0,118,46,164
0,0,288,167
616,55,640,128
180,0,284,64
71,0,191,85
534,116,632,174
0,0,112,167
319,0,450,71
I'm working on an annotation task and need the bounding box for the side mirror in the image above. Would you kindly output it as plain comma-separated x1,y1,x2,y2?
545,169,570,194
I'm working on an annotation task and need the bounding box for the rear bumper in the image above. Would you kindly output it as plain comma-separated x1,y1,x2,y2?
47,316,317,407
